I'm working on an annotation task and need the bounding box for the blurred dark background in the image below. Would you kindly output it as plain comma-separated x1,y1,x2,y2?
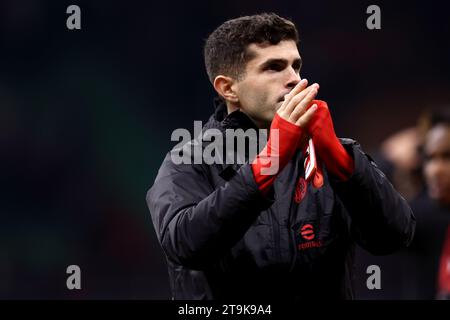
1,0,449,299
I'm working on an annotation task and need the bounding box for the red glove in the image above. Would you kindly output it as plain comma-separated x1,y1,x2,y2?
252,113,305,195
307,100,354,181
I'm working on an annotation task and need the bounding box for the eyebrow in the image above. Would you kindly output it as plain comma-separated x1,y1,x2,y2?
259,57,302,70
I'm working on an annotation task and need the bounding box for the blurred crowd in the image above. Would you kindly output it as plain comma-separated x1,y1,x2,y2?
354,108,450,299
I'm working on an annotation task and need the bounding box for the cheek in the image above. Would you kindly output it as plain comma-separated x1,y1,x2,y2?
240,82,268,107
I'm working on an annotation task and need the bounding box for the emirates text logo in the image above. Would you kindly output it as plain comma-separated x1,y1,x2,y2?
297,223,322,251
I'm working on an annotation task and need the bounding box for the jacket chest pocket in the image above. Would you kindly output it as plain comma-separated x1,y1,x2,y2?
291,214,345,267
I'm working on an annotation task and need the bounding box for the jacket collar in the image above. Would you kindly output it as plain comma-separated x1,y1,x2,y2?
204,97,259,132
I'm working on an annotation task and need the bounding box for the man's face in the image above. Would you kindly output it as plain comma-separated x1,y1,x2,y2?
424,124,450,206
233,40,302,128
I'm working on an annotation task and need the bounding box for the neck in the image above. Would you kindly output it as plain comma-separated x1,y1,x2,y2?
226,101,239,115
226,101,269,130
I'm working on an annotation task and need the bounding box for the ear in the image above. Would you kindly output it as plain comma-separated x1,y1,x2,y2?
213,75,239,104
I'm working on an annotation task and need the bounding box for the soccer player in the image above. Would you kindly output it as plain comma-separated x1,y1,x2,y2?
146,13,415,300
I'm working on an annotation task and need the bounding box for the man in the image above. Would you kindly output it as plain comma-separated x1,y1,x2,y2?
146,13,415,300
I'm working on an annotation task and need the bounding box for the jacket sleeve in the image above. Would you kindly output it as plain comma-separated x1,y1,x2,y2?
146,153,275,269
330,139,416,255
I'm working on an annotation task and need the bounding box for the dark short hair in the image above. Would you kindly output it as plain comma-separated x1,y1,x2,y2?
204,13,299,83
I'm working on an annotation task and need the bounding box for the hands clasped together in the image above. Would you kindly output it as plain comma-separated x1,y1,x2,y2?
252,79,355,194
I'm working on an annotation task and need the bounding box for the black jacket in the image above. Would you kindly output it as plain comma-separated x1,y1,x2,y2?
146,100,416,300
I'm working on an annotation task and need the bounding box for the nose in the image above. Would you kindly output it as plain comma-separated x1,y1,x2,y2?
286,67,301,89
